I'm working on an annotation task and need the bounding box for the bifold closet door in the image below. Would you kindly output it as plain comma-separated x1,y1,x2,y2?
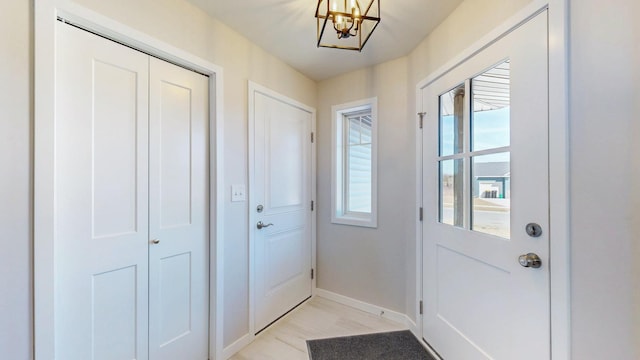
55,22,209,360
55,22,151,360
148,57,209,360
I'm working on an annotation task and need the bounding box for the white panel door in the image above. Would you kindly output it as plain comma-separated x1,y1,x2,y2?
148,57,209,360
421,12,549,359
55,22,210,360
55,22,150,360
253,91,313,332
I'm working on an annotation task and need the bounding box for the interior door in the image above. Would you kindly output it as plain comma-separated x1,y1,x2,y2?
55,22,150,360
252,89,313,333
148,57,210,360
421,12,549,359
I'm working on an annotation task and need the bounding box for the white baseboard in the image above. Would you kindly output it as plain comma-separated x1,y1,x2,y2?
314,288,407,327
221,333,253,360
406,316,419,336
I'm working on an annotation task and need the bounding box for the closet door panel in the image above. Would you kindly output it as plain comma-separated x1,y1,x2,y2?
54,22,150,360
148,57,210,360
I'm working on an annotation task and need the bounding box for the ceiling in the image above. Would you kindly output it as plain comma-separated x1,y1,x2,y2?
187,0,464,81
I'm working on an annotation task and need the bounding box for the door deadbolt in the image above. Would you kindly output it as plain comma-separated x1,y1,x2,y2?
518,253,542,268
256,204,264,213
525,223,542,237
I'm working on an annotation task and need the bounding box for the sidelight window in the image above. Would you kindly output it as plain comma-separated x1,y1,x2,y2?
331,98,378,228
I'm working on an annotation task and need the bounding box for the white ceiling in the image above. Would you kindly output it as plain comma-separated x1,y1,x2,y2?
187,0,464,81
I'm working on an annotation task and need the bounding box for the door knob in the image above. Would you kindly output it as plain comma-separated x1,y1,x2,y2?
150,239,160,244
256,221,273,230
518,253,542,268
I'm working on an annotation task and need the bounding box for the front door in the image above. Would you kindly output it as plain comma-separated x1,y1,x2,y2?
251,85,314,333
421,12,550,359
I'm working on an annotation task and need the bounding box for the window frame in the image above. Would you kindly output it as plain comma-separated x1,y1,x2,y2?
331,97,378,228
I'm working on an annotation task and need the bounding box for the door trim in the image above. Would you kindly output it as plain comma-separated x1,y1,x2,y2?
34,2,225,359
413,0,570,358
247,80,317,343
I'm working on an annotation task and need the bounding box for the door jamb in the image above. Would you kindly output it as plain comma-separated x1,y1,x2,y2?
34,1,225,359
246,80,317,353
414,1,570,358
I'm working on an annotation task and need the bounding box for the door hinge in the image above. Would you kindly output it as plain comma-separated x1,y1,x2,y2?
419,300,423,315
418,112,426,129
311,132,314,143
311,200,315,211
311,268,315,280
419,207,423,221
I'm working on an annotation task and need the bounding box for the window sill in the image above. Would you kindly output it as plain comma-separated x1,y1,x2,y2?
331,215,377,228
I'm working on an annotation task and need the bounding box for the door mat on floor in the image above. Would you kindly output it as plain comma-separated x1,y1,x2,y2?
306,330,436,360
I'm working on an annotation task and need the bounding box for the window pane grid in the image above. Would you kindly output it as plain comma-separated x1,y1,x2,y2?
437,60,511,239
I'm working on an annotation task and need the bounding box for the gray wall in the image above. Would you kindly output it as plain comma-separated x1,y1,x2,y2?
63,0,319,348
316,0,640,358
0,0,317,357
0,1,32,359
317,57,411,314
317,0,537,325
569,0,640,357
2,0,640,358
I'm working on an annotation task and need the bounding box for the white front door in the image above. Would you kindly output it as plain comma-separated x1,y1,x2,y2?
55,22,209,360
421,12,549,359
251,86,314,333
148,57,209,360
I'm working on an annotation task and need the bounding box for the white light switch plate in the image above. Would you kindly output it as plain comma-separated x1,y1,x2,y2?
231,184,246,202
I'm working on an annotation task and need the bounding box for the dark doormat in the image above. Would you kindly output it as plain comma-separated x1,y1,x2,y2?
306,330,436,360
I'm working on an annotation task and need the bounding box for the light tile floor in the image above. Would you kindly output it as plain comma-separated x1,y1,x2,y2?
229,296,408,360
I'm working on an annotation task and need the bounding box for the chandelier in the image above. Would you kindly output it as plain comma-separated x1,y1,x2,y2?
315,0,381,51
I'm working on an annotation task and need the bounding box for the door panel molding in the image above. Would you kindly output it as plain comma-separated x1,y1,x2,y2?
35,2,225,359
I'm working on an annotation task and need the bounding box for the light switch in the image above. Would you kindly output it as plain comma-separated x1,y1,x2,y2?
231,184,246,202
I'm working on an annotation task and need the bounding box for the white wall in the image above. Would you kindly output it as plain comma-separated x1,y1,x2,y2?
0,0,33,359
569,0,640,357
0,0,316,357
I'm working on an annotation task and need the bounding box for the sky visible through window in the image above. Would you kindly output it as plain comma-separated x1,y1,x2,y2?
440,106,510,176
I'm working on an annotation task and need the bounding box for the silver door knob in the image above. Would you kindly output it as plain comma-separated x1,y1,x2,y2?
150,239,160,244
518,253,542,268
256,221,273,230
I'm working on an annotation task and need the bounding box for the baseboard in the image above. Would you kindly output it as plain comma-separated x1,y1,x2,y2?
314,288,408,326
221,333,253,360
406,316,419,337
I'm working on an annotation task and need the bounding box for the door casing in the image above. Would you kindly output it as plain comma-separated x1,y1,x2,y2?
34,2,225,359
413,1,571,359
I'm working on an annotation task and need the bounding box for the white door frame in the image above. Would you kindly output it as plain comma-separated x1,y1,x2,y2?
34,1,225,359
414,0,570,358
245,81,317,352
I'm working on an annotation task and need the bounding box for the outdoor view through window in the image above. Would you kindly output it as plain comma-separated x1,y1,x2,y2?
439,60,511,238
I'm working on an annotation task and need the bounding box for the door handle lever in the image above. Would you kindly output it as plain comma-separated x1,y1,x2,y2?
256,221,273,230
